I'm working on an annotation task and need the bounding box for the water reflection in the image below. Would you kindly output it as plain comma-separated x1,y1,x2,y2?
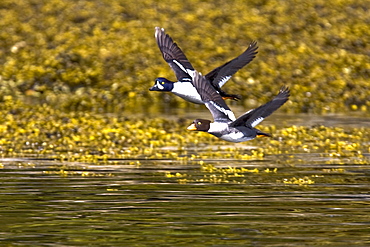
1,115,370,246
1,152,370,246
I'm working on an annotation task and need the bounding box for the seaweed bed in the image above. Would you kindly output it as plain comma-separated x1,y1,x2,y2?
0,0,369,161
1,97,369,163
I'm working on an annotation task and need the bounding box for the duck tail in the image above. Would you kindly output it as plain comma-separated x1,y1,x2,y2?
220,90,242,101
255,129,272,138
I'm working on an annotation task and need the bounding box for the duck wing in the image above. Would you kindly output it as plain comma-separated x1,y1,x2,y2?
229,86,290,128
155,27,194,82
205,40,258,89
192,71,236,121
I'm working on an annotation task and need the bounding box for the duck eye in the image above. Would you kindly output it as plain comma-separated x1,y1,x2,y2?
197,121,202,125
161,82,165,84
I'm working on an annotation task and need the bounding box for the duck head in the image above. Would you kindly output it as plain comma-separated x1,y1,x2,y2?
149,78,174,92
187,119,211,132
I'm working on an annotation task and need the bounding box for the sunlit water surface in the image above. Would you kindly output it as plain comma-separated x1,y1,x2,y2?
1,114,370,246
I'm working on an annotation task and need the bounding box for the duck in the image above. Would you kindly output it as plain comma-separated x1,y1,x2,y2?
186,71,290,143
149,27,258,105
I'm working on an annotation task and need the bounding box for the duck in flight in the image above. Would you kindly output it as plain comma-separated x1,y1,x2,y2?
149,27,258,105
187,71,290,143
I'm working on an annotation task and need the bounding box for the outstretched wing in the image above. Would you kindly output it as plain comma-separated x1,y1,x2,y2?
205,40,258,89
192,71,236,122
230,86,290,128
155,27,194,82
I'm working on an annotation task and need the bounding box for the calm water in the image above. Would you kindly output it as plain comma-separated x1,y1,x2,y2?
1,115,370,246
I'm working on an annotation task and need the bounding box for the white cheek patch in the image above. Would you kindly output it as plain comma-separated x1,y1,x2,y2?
156,81,164,90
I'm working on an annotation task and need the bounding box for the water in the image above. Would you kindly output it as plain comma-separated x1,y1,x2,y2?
1,115,370,246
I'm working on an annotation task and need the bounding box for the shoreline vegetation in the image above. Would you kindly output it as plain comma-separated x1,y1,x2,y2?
0,0,368,114
0,0,369,161
0,99,369,161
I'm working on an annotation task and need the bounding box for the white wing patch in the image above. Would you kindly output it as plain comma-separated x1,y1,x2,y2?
181,78,192,82
187,69,197,78
173,60,194,75
218,75,232,88
250,117,264,127
209,101,236,121
244,109,253,115
154,27,164,39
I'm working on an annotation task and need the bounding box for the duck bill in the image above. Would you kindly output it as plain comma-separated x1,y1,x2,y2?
149,86,156,91
187,123,197,131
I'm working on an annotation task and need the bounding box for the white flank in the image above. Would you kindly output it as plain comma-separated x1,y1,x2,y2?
172,81,203,104
208,122,229,133
221,131,248,143
208,123,253,143
222,133,255,142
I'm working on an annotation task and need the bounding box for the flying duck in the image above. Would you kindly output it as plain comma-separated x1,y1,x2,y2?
149,27,258,104
187,71,290,143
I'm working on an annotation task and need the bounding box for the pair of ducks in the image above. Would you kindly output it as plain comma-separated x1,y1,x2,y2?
150,27,289,143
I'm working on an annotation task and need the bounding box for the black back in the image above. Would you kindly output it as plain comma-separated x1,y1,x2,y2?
230,86,290,128
205,40,258,89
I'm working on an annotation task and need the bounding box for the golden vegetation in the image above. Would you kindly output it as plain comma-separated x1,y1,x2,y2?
0,1,369,184
0,0,368,113
0,96,369,161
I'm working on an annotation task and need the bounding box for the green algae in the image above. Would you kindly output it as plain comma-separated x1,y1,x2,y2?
0,0,369,114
